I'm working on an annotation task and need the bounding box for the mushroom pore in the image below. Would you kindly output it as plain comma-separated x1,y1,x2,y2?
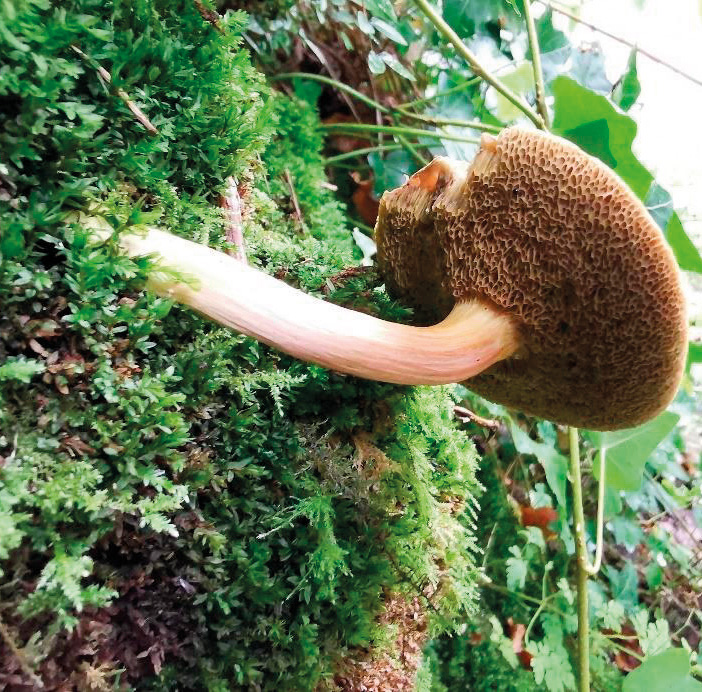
376,127,688,430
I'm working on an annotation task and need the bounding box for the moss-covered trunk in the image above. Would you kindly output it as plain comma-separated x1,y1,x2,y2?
0,2,483,689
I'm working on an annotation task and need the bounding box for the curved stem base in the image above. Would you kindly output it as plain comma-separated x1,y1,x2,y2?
104,226,520,385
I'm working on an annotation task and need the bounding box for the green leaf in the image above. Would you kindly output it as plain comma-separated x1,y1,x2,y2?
610,516,644,552
590,411,679,492
357,0,396,22
612,49,641,111
605,561,639,611
638,617,670,657
535,9,568,54
645,562,664,589
491,62,535,122
356,11,374,35
508,421,567,508
506,545,528,590
370,149,415,196
623,648,702,692
367,50,386,75
443,0,516,37
0,357,45,383
665,213,702,274
380,52,415,80
370,17,407,45
530,639,576,692
552,76,652,200
687,341,702,372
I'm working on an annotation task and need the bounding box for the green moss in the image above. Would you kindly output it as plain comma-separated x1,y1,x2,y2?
0,2,483,688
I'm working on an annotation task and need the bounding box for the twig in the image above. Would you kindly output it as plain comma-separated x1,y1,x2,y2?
453,405,500,432
284,169,307,233
400,77,482,109
325,144,405,165
192,0,224,33
523,0,550,129
221,177,246,263
539,0,702,88
412,0,545,128
399,60,521,109
397,109,502,132
274,73,499,133
569,427,590,692
0,616,44,689
321,123,481,145
396,134,429,167
370,77,385,149
70,45,158,135
272,73,388,115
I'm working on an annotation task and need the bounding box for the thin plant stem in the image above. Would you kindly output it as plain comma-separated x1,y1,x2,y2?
192,0,224,33
400,59,521,109
321,122,481,145
70,45,158,135
274,72,499,132
569,426,590,692
539,0,702,88
522,0,550,129
524,568,554,646
273,72,391,114
480,582,571,618
586,446,606,575
397,109,501,132
325,144,405,164
400,77,482,109
397,134,430,166
412,0,545,128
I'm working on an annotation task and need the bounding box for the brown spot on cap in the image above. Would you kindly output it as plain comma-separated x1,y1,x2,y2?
376,127,688,430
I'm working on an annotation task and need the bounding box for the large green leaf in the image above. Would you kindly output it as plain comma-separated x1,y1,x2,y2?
552,76,652,199
623,648,702,692
553,76,702,273
590,411,679,492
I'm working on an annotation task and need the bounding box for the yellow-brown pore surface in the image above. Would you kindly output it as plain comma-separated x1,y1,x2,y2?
376,128,688,430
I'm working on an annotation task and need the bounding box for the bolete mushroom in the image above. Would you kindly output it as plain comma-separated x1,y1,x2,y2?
96,127,687,431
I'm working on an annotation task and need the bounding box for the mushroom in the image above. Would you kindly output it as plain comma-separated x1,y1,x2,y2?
97,127,687,430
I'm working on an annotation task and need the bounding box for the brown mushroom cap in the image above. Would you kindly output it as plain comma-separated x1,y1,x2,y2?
376,127,688,430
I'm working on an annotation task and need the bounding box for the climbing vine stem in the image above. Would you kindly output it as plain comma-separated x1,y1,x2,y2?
569,426,590,692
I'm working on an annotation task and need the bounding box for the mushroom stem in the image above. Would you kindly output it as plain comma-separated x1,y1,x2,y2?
110,227,520,384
